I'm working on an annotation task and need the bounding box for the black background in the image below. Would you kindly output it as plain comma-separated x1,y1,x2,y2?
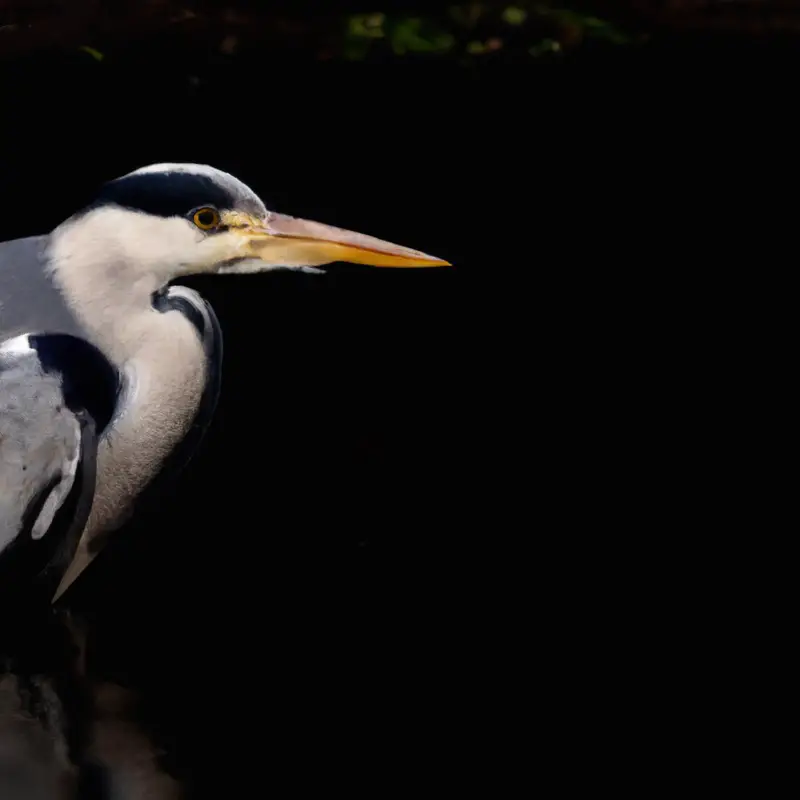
0,24,792,794
3,48,476,795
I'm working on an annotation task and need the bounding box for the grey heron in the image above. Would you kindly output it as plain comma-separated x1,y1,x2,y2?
0,163,449,600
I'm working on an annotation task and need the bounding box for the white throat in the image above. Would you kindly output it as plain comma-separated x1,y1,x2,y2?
47,206,203,364
47,207,212,596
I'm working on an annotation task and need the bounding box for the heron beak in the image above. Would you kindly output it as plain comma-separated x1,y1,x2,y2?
227,212,450,270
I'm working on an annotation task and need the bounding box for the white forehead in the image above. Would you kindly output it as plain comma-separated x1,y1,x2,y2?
125,163,266,214
128,162,241,182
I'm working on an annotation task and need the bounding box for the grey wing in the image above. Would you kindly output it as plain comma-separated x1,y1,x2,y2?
0,235,85,342
0,355,88,557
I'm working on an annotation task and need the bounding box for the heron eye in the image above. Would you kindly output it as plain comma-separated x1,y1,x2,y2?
192,207,221,231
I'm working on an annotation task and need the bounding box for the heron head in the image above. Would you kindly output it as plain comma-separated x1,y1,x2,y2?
57,163,449,282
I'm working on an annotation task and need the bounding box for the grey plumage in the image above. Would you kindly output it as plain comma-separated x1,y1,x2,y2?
0,236,83,344
0,344,83,547
0,334,117,596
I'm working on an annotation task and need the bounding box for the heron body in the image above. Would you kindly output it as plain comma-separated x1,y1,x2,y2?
0,163,449,598
0,229,221,597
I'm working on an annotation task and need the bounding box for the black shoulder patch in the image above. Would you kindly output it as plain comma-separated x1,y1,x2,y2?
29,334,120,435
87,171,240,219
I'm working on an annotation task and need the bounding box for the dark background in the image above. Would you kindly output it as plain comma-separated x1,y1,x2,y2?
0,1,793,794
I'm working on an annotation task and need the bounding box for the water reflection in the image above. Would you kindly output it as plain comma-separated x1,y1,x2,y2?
1,611,181,799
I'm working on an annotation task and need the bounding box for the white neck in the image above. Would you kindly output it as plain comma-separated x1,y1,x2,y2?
47,210,211,595
48,207,203,364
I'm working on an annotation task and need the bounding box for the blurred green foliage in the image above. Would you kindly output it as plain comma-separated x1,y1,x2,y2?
17,1,800,67
343,2,639,61
60,1,640,65
543,7,632,44
346,13,456,58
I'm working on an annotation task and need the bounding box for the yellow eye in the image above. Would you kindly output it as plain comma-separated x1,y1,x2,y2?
192,207,221,231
